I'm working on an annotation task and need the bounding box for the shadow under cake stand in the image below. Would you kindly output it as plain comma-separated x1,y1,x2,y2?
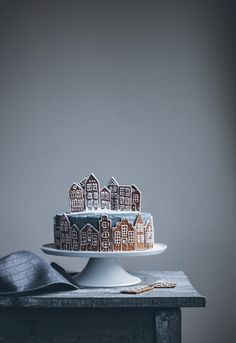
41,243,167,288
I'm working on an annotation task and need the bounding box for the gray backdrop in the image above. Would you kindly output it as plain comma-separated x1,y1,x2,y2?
0,1,235,342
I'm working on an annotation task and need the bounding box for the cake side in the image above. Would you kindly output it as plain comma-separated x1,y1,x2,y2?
54,211,154,252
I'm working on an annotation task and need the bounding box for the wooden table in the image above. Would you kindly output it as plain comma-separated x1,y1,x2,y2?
0,271,205,343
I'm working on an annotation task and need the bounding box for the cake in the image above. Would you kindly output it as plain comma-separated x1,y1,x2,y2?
54,173,154,252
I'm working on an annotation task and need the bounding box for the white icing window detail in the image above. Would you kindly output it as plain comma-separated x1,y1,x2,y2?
114,231,121,244
128,231,134,243
101,231,110,238
113,185,118,192
87,184,92,191
81,234,87,244
87,192,92,199
122,228,127,237
87,200,92,209
120,197,124,204
120,188,125,196
102,241,110,249
125,188,130,196
125,198,130,205
92,234,98,245
72,231,77,239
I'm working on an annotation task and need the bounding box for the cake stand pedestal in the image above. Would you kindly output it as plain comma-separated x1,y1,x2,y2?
41,243,167,288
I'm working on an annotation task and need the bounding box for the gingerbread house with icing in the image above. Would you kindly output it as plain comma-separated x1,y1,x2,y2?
54,173,154,252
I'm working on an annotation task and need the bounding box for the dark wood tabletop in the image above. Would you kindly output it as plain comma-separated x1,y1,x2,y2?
0,270,206,308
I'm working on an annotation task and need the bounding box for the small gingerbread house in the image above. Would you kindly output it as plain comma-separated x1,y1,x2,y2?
145,217,154,249
99,215,113,251
113,221,122,251
79,177,88,209
70,224,80,251
119,185,132,211
69,183,84,212
131,184,141,211
107,177,119,210
100,187,111,210
80,223,99,251
85,173,100,210
135,213,145,250
113,218,134,251
59,213,70,250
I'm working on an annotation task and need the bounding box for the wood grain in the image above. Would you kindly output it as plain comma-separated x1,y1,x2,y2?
0,271,206,309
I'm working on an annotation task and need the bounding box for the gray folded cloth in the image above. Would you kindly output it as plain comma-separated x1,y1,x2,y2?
0,250,78,295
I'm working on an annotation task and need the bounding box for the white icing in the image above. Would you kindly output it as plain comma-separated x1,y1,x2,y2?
58,209,143,216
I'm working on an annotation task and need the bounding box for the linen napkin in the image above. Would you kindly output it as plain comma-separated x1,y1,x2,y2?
0,250,78,295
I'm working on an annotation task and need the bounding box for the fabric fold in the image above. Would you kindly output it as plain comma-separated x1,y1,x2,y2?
0,250,78,295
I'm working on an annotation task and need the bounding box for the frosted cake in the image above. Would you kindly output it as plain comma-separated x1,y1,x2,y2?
54,173,154,252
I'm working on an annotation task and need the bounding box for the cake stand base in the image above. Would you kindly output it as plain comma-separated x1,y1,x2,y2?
74,257,141,287
41,243,167,288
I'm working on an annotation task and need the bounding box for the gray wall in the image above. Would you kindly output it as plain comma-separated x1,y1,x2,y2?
0,1,235,342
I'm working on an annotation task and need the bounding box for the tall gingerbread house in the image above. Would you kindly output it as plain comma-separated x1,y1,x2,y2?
85,174,100,210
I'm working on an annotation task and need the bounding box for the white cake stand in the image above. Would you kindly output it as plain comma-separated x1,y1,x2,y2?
41,243,167,288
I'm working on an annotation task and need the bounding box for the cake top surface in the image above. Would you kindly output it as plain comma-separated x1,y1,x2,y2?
56,210,151,218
